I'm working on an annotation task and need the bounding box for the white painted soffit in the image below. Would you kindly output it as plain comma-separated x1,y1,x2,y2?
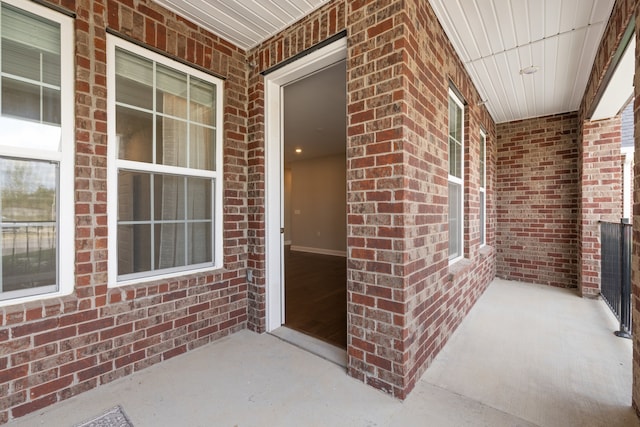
429,0,616,124
153,0,331,51
591,35,635,121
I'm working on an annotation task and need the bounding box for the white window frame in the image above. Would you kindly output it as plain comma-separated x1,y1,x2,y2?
479,129,486,247
106,35,224,288
448,89,464,263
0,0,74,306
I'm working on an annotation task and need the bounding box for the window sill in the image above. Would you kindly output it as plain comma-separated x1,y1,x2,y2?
448,257,472,282
479,245,494,258
109,265,226,289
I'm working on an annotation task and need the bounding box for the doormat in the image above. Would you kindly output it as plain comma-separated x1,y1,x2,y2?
74,405,133,427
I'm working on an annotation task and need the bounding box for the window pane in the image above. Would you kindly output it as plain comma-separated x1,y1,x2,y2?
1,4,60,85
156,116,187,167
117,106,153,162
189,124,215,170
117,224,151,275
118,171,150,221
1,158,58,292
2,77,40,121
154,174,185,221
115,48,153,110
187,177,211,220
1,39,40,81
0,158,57,222
449,137,461,178
155,223,185,269
448,182,461,259
448,97,456,139
2,225,56,292
479,134,486,188
1,4,60,55
42,51,60,86
480,191,485,246
190,77,215,126
157,65,187,117
187,223,211,264
42,87,61,125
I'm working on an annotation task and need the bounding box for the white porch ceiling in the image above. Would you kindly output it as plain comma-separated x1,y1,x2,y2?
429,0,616,123
153,0,331,50
155,0,618,125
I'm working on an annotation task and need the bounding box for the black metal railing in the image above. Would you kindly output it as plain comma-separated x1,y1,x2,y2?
600,220,632,338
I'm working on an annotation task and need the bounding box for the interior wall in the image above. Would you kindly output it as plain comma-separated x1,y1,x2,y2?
496,113,580,288
289,154,346,255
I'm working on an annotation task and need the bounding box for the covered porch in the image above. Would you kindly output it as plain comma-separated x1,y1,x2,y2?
10,279,636,427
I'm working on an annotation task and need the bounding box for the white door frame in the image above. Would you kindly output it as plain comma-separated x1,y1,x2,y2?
264,37,347,332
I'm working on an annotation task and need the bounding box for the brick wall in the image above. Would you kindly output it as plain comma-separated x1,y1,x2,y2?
397,0,497,397
246,0,496,398
245,0,347,333
574,0,638,414
0,0,248,423
578,118,623,296
633,4,640,418
575,0,635,299
496,113,579,288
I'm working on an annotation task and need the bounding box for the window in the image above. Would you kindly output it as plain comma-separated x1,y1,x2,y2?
107,36,223,286
0,0,73,305
448,90,464,262
479,130,486,247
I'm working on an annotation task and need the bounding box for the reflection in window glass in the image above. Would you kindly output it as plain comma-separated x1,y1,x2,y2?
0,158,58,293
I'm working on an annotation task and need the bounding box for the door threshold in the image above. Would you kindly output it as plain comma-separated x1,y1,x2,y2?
270,327,347,368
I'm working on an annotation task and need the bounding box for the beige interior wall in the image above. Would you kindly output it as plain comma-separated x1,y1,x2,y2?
289,153,346,254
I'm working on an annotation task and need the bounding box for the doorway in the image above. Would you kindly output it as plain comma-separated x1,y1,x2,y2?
264,38,347,353
282,61,347,348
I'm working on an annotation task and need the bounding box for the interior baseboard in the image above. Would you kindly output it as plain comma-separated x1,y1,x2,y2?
290,245,346,257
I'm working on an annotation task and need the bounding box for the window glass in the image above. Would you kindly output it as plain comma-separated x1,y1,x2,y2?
110,37,221,283
448,91,464,261
115,48,152,109
448,181,461,258
479,191,485,246
0,1,72,303
116,106,153,162
479,133,486,188
479,131,486,246
157,115,188,167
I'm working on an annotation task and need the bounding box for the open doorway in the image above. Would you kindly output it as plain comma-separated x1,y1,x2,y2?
263,38,347,359
282,60,347,348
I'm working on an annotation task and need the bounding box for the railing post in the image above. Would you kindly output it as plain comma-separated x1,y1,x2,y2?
614,218,632,338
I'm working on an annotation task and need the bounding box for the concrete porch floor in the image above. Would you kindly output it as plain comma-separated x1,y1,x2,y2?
9,279,638,427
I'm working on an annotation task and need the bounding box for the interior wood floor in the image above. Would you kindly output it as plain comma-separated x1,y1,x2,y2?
284,246,347,349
